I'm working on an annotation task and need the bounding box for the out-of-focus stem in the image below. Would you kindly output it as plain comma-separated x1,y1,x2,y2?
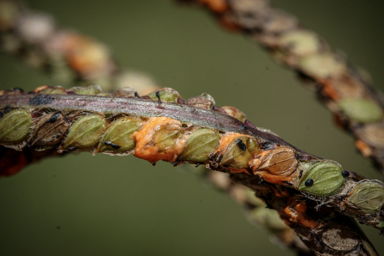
0,0,158,94
178,0,384,177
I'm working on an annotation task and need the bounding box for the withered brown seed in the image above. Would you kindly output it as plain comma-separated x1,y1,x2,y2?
28,112,69,147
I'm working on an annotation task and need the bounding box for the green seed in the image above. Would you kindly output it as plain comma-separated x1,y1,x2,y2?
338,98,383,123
98,117,140,152
279,30,322,56
221,136,259,169
35,86,66,94
64,114,106,148
179,129,220,162
69,84,102,95
297,161,344,196
148,88,180,103
299,53,346,79
347,180,384,214
0,109,32,143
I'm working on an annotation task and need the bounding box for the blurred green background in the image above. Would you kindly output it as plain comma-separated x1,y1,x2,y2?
1,0,384,255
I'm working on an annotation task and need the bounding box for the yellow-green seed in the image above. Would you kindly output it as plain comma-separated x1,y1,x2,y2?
179,129,220,162
36,86,66,94
98,117,140,152
347,180,384,214
153,124,182,152
148,88,180,103
221,137,259,169
297,161,344,196
0,109,32,143
64,115,105,148
70,84,102,95
299,53,346,79
279,30,322,56
338,98,383,123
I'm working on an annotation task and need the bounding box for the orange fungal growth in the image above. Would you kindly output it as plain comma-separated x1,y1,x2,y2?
133,117,185,165
214,133,259,172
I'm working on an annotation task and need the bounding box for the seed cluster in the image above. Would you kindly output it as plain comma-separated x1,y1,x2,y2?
0,85,383,231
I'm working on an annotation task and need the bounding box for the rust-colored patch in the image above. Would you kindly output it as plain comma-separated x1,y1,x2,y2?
133,117,185,165
218,15,241,32
0,147,28,176
283,202,317,229
199,0,228,13
355,139,372,158
322,80,341,100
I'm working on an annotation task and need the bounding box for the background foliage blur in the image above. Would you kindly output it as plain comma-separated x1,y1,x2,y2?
0,1,383,255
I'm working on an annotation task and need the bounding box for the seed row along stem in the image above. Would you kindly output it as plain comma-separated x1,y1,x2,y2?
0,85,381,255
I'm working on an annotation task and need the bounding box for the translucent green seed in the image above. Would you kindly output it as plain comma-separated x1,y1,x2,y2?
148,88,180,103
299,53,346,79
0,109,32,143
338,98,383,123
69,84,102,95
64,115,105,148
221,136,259,169
347,180,384,214
98,117,140,152
179,129,220,162
297,161,344,196
279,30,322,56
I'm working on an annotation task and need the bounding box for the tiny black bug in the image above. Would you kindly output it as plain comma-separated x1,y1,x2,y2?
236,139,247,151
305,178,314,187
104,141,121,150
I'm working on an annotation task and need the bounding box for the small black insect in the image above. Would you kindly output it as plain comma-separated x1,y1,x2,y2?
134,92,139,98
341,170,349,178
236,139,247,151
173,160,180,167
298,169,303,178
104,141,121,150
49,111,61,123
155,91,161,102
217,154,223,163
305,178,314,187
259,141,274,150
